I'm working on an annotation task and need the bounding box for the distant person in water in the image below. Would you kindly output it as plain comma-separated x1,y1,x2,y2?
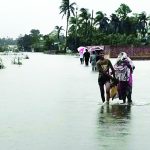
79,51,84,64
96,49,115,103
90,51,97,71
114,52,135,104
83,49,90,66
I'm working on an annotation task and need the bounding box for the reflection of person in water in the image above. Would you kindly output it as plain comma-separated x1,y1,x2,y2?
97,105,131,149
99,104,131,119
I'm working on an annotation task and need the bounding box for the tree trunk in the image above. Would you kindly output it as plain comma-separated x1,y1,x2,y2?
64,16,69,53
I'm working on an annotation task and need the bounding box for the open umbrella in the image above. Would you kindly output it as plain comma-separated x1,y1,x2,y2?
77,46,86,54
88,47,95,52
94,46,104,51
88,46,104,52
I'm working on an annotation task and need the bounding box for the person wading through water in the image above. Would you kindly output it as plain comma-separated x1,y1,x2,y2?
83,49,90,66
96,49,116,104
114,52,135,104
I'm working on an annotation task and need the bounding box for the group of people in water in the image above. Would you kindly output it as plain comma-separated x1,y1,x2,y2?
79,48,135,105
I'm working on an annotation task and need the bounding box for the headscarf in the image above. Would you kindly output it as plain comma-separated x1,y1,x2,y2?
117,52,128,61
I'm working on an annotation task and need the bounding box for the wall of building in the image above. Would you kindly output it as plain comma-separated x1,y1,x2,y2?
105,45,150,60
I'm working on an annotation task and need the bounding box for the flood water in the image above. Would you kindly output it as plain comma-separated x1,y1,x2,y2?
0,53,150,150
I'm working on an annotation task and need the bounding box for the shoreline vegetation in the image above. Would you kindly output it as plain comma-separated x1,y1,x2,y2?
1,51,150,60
1,2,150,60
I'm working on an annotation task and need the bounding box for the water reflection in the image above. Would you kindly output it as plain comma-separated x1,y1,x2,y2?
97,104,132,149
100,104,131,119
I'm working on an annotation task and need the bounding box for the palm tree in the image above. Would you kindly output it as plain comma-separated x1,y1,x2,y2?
110,13,120,33
68,17,77,35
55,26,64,51
78,8,91,45
137,12,150,38
115,3,132,34
59,0,76,52
55,26,64,41
94,11,109,33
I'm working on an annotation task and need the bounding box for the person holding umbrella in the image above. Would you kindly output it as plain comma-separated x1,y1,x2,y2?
79,51,84,64
77,46,86,64
96,49,116,104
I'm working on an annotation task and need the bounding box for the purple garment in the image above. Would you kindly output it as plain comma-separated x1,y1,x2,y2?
114,60,130,82
117,81,129,100
128,73,132,86
114,59,133,100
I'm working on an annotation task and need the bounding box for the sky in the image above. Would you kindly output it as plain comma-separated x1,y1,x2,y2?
0,0,150,39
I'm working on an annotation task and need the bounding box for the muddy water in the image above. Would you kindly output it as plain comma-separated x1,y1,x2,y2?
0,53,150,150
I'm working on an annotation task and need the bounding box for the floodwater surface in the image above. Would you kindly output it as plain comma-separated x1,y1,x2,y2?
0,53,150,150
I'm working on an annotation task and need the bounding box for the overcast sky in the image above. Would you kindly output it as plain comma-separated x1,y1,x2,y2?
0,0,149,39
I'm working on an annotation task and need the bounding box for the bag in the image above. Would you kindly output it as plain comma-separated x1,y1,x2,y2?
110,86,118,100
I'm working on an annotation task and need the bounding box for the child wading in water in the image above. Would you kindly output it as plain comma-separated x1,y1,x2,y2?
96,49,115,104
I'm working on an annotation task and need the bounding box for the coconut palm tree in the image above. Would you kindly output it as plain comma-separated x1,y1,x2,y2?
137,12,150,38
78,8,91,45
55,26,64,51
59,0,76,52
109,13,120,33
55,26,64,41
94,11,109,33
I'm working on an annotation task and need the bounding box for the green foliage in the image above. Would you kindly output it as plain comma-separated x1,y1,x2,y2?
13,2,150,53
0,46,4,52
67,3,150,47
115,3,132,19
17,34,32,51
0,38,17,46
59,0,76,52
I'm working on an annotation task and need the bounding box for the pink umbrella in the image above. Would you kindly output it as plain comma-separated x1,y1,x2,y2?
95,46,104,51
77,46,86,54
88,46,104,52
89,47,95,52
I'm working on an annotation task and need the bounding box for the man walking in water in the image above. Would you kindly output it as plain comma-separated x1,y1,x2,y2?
96,49,115,103
83,49,90,66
